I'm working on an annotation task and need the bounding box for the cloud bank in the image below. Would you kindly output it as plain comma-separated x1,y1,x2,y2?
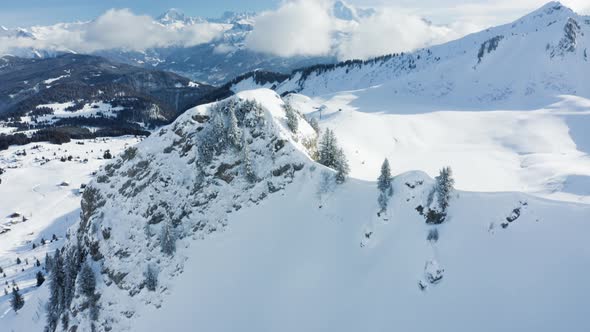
245,0,334,57
0,9,225,55
244,0,480,60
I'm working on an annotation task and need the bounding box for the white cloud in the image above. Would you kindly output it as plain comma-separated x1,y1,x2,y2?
245,0,335,57
337,9,467,60
0,9,225,55
244,0,481,60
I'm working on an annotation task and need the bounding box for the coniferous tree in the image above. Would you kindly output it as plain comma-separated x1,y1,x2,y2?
377,159,393,195
308,117,320,133
36,271,46,287
145,265,158,291
160,220,176,255
284,104,299,133
435,166,455,213
334,148,350,184
377,158,393,212
318,129,349,183
10,288,25,313
46,250,65,331
242,134,256,183
63,247,80,308
78,263,96,297
45,253,53,272
227,108,242,149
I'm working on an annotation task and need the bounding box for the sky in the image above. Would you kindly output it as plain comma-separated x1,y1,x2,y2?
2,0,590,61
1,0,589,28
0,0,279,27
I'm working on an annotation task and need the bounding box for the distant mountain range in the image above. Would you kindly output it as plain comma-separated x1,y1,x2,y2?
0,2,382,84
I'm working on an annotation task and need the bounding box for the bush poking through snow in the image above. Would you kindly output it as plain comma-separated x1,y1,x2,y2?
427,228,439,242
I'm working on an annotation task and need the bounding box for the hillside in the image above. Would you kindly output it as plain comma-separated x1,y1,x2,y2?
1,89,587,332
0,54,215,149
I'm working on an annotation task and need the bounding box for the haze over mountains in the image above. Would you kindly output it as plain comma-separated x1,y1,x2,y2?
1,2,590,332
0,1,467,84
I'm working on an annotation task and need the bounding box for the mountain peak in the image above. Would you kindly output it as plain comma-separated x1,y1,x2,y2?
157,8,188,23
530,1,575,17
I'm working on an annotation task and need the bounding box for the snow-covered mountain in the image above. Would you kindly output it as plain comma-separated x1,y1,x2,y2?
225,2,590,204
3,88,588,332
266,1,590,105
2,3,590,332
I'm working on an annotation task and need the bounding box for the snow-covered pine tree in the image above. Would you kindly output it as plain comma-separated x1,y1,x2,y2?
63,246,81,308
145,264,158,291
160,220,176,255
318,129,349,183
284,103,299,133
10,288,25,313
227,107,242,149
435,166,455,213
308,116,320,133
378,158,393,195
78,263,96,297
46,250,65,331
318,129,337,167
242,133,256,183
334,148,350,184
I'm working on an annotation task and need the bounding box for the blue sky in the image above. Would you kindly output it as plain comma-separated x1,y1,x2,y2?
0,0,280,27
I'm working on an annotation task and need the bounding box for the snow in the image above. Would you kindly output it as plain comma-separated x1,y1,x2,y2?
2,3,590,332
42,75,70,85
1,88,580,332
0,136,142,326
287,93,590,204
26,101,124,124
129,166,590,332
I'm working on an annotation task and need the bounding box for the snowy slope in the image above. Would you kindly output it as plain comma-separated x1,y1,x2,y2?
0,136,142,329
4,88,585,332
276,2,590,105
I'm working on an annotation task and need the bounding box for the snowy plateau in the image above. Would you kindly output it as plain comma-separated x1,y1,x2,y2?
1,1,590,332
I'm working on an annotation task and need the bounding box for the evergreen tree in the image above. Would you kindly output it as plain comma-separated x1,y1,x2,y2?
318,129,349,183
45,253,52,272
334,148,350,184
160,220,176,255
284,104,299,133
36,271,45,287
435,166,455,213
78,263,96,297
242,134,256,183
308,117,320,133
227,108,242,149
318,129,337,167
145,265,158,291
46,250,65,331
63,247,80,308
10,288,25,313
377,159,393,195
